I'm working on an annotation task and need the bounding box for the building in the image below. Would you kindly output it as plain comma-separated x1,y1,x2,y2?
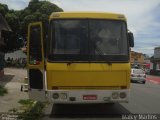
0,14,12,77
130,51,144,65
149,47,160,75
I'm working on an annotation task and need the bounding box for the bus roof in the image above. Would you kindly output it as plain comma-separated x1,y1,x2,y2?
49,12,126,21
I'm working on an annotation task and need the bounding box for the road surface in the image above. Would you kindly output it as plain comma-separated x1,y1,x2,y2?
43,77,160,120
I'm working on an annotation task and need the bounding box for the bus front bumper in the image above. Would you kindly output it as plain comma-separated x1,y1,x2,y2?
47,89,130,104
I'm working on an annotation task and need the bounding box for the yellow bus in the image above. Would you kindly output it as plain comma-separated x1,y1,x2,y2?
27,12,134,103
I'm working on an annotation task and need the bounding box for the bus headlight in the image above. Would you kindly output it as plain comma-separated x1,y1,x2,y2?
120,92,126,99
53,93,59,99
60,93,67,99
112,92,119,99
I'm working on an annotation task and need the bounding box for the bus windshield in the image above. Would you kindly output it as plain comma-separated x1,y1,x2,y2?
48,19,128,62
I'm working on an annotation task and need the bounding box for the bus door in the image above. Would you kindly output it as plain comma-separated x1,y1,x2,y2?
27,22,46,101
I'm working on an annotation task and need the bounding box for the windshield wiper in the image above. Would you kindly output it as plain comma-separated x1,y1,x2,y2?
95,46,112,65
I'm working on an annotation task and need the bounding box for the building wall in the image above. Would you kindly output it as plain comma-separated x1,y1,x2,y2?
130,51,144,64
0,14,11,77
154,47,160,59
0,31,5,72
0,52,5,70
0,31,5,77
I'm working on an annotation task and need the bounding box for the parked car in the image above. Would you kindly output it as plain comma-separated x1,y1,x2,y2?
131,68,146,84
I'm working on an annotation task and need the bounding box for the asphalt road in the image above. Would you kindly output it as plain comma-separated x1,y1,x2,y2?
43,80,160,120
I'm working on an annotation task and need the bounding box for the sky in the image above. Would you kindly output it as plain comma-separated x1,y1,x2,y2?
0,0,160,56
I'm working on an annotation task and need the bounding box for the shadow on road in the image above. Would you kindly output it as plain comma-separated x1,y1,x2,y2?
0,74,15,86
48,103,131,118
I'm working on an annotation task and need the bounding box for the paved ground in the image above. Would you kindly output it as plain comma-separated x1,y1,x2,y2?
146,75,160,84
0,68,28,112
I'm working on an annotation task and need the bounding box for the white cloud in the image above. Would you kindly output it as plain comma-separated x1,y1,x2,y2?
51,0,159,34
51,0,61,7
0,0,29,10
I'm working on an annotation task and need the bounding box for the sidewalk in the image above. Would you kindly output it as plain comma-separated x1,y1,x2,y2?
0,68,28,112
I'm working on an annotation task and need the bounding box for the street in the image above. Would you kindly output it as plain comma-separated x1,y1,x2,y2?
43,76,160,120
1,68,160,120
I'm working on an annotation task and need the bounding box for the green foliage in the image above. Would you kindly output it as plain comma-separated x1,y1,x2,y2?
9,99,46,120
20,101,45,120
0,85,8,96
20,0,63,39
1,0,63,52
18,99,34,105
0,3,9,16
5,12,20,31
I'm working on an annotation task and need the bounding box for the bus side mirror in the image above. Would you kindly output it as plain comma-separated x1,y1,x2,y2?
128,32,134,47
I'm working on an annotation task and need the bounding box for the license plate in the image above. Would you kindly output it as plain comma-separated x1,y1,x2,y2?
83,95,97,100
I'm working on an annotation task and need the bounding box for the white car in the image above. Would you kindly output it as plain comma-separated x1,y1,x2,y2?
131,68,146,84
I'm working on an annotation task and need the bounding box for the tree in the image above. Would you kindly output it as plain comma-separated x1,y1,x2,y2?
20,0,63,40
2,0,63,52
0,3,9,16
